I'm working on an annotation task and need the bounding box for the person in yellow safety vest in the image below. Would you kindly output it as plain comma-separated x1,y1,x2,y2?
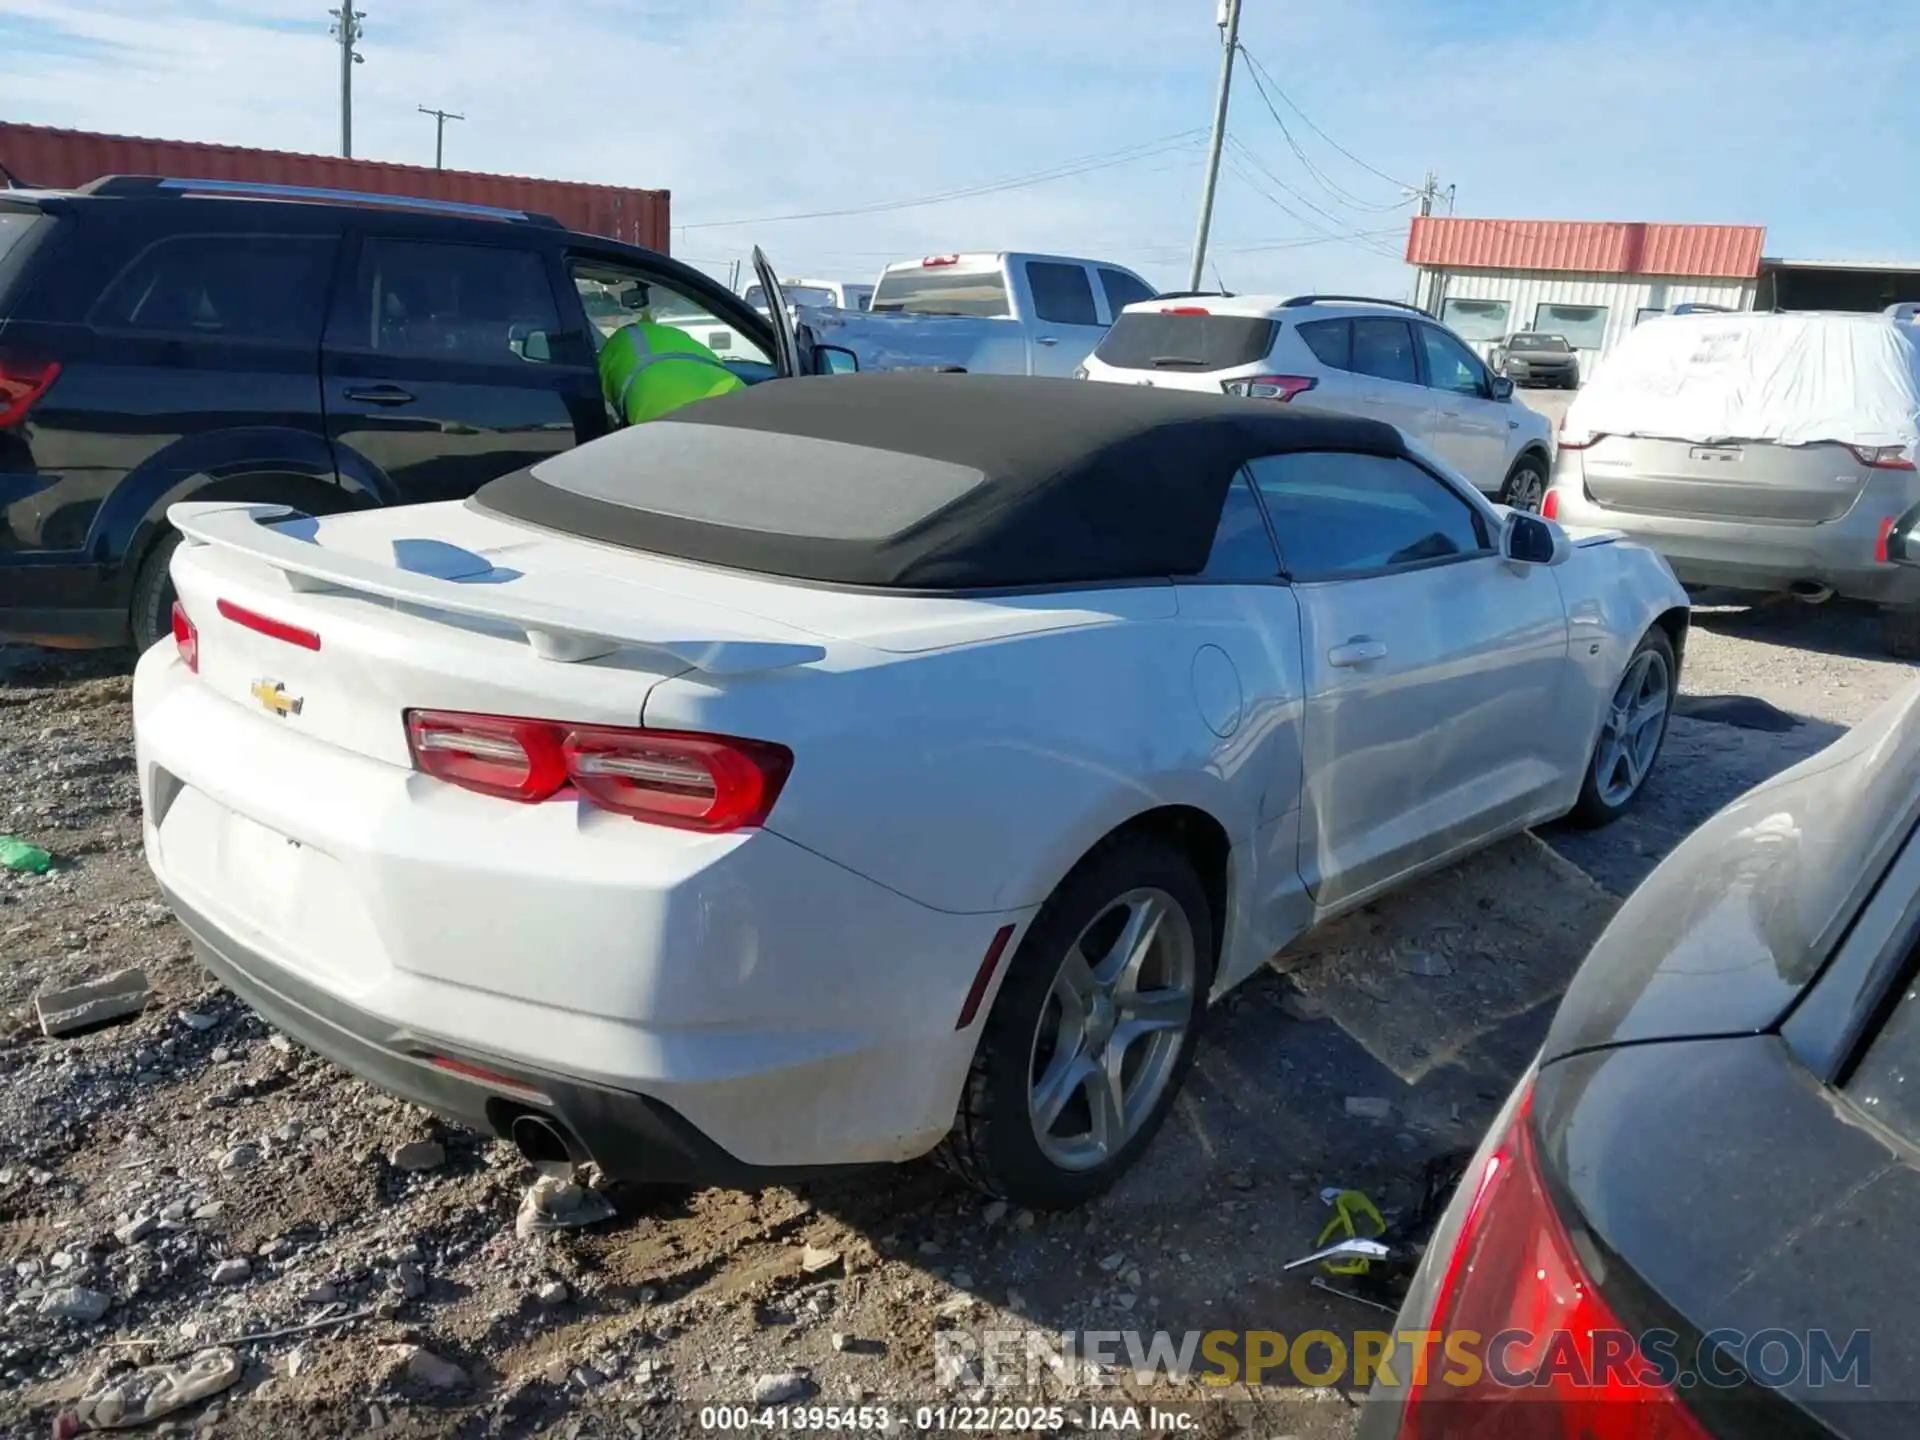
597,317,744,426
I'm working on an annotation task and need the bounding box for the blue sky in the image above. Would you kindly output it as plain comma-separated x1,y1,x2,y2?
0,0,1911,295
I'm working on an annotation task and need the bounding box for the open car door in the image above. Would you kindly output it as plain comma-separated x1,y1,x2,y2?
751,247,804,378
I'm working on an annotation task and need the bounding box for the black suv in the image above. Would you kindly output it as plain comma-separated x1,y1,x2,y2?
0,176,823,650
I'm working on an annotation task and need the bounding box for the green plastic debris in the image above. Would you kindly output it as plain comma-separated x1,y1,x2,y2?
0,836,53,874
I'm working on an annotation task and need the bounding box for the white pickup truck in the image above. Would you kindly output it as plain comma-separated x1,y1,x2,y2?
800,252,1159,377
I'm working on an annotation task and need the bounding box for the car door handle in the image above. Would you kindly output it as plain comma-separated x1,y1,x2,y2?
1035,336,1060,346
1327,638,1388,667
342,385,416,406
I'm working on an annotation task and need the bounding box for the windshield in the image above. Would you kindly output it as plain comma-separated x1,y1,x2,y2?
870,266,1010,318
1510,333,1570,352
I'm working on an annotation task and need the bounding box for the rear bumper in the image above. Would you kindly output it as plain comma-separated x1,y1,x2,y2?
1549,470,1920,608
134,645,1024,1174
164,884,831,1185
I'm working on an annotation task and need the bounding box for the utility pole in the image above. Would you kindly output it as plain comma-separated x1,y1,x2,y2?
328,7,366,158
418,106,465,170
1412,169,1444,311
1187,0,1243,293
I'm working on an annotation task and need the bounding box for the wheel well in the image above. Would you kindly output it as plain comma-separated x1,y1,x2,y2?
1652,604,1690,674
1510,444,1551,476
1079,805,1231,964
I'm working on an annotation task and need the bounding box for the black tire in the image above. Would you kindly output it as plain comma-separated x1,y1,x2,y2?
1568,627,1677,828
1499,456,1548,512
128,529,184,653
1883,608,1920,660
935,833,1214,1210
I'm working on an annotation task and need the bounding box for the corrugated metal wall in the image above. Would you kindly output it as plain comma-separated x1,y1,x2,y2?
1425,268,1755,378
0,122,669,251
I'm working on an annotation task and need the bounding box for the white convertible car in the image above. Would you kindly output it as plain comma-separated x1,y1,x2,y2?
134,374,1688,1208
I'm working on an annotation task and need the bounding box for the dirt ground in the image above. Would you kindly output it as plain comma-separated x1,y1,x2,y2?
0,601,1911,1438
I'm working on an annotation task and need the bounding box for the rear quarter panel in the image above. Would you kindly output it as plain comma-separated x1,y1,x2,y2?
640,590,1302,922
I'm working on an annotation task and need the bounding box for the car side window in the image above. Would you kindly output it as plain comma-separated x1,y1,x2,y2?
1194,472,1282,581
1294,318,1350,371
1026,262,1098,326
1098,267,1155,317
341,239,561,364
1418,325,1490,398
568,258,771,367
90,234,336,344
1246,451,1492,580
1349,318,1419,386
1842,964,1920,1148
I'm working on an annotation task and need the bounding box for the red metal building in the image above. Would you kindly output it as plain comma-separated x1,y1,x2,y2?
0,122,669,251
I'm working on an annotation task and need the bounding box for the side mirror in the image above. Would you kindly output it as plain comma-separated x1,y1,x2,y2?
813,344,859,376
1888,506,1920,567
1490,373,1514,401
1502,511,1569,568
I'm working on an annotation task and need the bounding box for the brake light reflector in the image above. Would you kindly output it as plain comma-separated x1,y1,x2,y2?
921,254,959,267
1877,515,1896,564
1848,443,1916,470
1222,374,1316,402
1397,1088,1710,1438
216,598,321,651
562,725,792,831
0,356,60,429
1541,488,1561,521
406,711,569,803
171,602,199,673
1556,427,1599,451
403,709,793,832
1161,305,1211,315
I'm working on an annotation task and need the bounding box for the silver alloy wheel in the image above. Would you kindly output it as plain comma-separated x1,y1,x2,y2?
1027,887,1197,1172
1505,466,1546,513
1593,647,1671,807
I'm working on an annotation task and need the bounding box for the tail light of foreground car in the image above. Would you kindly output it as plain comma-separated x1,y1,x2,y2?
171,603,199,674
0,355,61,429
1847,443,1916,470
404,709,793,832
1222,375,1316,402
1540,489,1560,521
1396,1084,1710,1439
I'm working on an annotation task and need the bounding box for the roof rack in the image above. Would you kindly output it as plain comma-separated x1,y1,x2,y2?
81,175,564,228
1279,294,1434,318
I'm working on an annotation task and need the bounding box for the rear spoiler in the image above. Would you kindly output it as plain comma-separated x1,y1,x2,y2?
168,502,827,674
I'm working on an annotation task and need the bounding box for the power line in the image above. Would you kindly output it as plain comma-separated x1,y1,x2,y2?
1235,45,1415,194
1235,49,1406,215
417,105,464,171
1224,156,1403,262
679,131,1207,231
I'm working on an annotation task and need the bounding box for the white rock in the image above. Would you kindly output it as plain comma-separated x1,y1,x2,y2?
217,1145,259,1173
115,1215,158,1245
752,1370,813,1405
534,1280,569,1307
1097,1251,1125,1272
390,1140,445,1173
210,1258,251,1285
800,1244,842,1276
404,1348,468,1390
982,1200,1008,1225
178,1011,218,1032
38,1286,109,1322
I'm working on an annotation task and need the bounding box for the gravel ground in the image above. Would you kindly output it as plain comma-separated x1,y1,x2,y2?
0,607,1910,1438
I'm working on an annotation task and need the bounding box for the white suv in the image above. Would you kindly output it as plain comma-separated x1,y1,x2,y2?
1080,294,1555,508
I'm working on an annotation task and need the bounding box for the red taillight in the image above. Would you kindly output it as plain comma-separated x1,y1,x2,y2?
1556,431,1599,451
1161,305,1211,315
1398,1089,1711,1438
405,711,569,803
404,709,793,832
1222,374,1316,402
921,254,959,267
561,725,792,831
171,602,199,673
216,598,321,651
1540,489,1561,521
0,356,60,429
1847,443,1916,470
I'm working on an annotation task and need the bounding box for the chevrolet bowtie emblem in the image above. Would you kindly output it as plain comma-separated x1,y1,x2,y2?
250,679,302,718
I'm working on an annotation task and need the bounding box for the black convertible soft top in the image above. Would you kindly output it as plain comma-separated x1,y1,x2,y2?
474,371,1407,590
